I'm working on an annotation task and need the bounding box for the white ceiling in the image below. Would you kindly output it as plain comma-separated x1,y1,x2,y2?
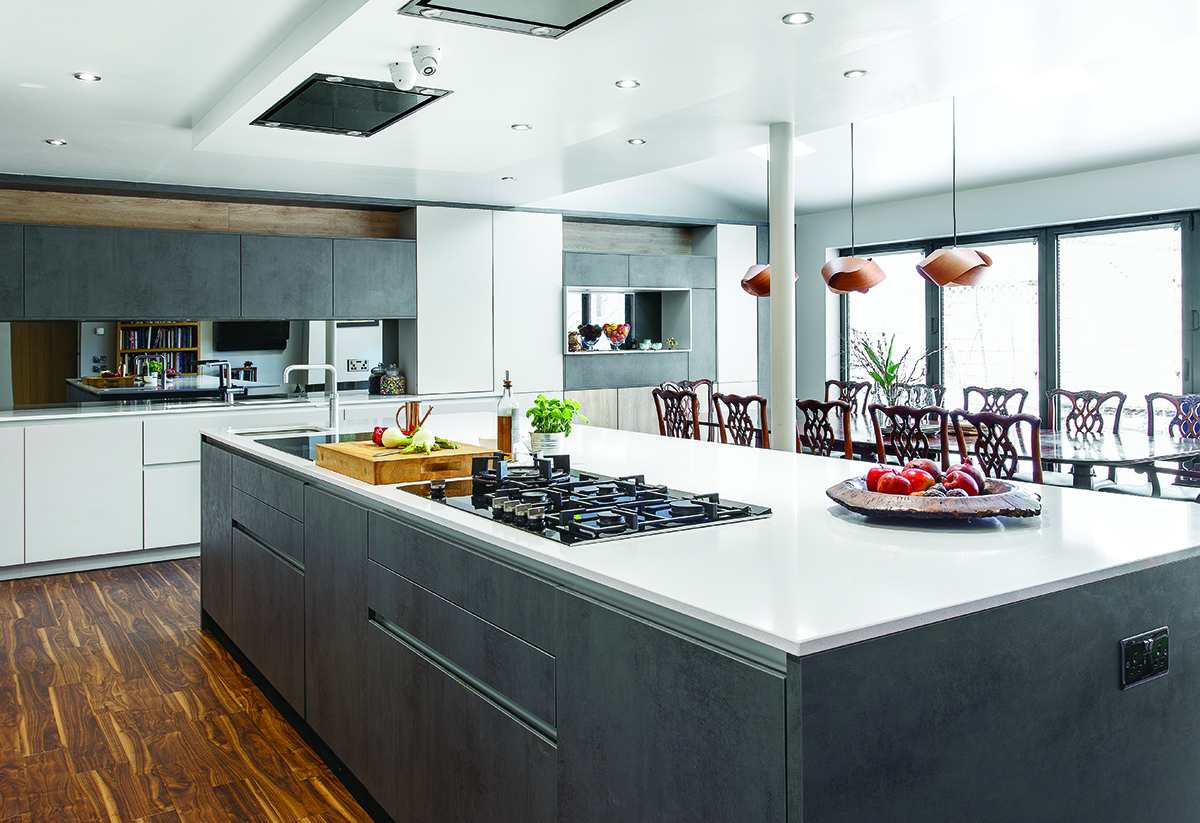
2,0,1198,222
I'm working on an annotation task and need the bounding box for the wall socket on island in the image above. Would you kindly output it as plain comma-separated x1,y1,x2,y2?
347,359,369,372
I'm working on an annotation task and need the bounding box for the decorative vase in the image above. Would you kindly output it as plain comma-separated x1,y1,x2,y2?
530,431,566,454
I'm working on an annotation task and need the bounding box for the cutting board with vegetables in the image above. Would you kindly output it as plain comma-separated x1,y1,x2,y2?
315,440,496,485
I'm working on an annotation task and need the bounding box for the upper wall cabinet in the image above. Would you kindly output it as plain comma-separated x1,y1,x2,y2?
24,225,241,319
241,234,334,319
0,224,22,319
628,253,716,289
563,252,628,287
333,238,416,319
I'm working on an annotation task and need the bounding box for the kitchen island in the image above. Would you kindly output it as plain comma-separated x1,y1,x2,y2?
64,374,277,402
201,423,1200,823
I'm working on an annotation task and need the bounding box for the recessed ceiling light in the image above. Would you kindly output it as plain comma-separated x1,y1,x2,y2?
511,123,533,131
73,72,102,82
45,139,67,146
782,12,814,25
530,26,553,35
628,138,646,145
615,79,640,89
843,69,868,79
418,8,442,17
346,130,363,136
326,76,345,83
263,122,280,128
501,176,516,181
416,87,439,96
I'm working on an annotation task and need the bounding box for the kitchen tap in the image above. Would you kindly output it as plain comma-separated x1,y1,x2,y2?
283,364,339,429
133,353,168,388
198,360,237,403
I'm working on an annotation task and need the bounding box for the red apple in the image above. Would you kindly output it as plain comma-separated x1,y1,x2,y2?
877,473,914,496
903,458,942,482
944,470,980,496
900,467,936,493
945,460,986,491
866,466,896,492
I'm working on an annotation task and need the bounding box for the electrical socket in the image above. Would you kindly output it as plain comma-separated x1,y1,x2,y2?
1121,627,1169,689
347,359,369,372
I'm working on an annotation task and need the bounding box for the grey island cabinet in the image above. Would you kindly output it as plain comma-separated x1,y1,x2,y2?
201,424,1200,823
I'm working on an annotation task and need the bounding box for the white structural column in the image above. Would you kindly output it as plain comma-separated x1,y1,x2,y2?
768,122,797,451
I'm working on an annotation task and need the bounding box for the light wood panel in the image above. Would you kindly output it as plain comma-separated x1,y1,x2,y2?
563,221,693,255
0,560,375,823
0,189,401,238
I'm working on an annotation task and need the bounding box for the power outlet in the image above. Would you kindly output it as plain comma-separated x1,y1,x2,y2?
347,359,369,372
1121,626,1169,689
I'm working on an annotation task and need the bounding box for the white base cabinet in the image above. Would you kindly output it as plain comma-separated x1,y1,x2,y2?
0,428,24,567
144,463,201,549
25,418,144,563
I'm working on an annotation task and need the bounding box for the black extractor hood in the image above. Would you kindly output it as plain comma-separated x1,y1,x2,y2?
395,0,633,38
252,74,451,138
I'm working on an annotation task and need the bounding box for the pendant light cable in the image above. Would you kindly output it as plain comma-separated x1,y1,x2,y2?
850,122,856,257
951,97,957,248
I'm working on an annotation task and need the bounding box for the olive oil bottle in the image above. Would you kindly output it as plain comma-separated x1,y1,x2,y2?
497,370,519,457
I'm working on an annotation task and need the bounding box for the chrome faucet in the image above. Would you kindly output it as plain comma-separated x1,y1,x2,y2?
133,353,168,388
199,359,237,403
283,364,339,429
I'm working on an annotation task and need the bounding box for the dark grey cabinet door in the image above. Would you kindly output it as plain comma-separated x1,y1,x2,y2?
0,224,22,318
241,234,333,318
563,252,628,286
629,253,717,288
231,528,305,714
333,238,416,319
24,225,240,318
199,442,233,633
304,487,368,776
563,349,689,390
556,591,786,823
689,287,716,380
366,621,557,823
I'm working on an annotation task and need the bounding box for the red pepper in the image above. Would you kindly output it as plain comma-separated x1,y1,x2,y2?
372,426,387,446
401,426,417,436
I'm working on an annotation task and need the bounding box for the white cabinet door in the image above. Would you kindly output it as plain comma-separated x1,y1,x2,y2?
715,224,760,386
25,418,143,562
0,428,24,568
493,211,563,395
144,463,200,549
416,207,494,394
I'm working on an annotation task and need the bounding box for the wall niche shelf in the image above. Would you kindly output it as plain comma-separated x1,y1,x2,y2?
563,287,691,355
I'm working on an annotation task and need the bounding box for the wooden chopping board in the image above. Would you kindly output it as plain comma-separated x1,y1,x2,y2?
315,440,496,485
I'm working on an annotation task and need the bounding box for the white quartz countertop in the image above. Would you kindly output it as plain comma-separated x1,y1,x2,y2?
204,422,1200,659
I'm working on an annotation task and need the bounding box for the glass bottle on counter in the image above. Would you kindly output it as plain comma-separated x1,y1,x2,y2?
497,370,519,457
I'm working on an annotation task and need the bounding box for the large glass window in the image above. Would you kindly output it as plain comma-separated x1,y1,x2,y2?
941,238,1040,407
1058,224,1182,429
844,249,929,385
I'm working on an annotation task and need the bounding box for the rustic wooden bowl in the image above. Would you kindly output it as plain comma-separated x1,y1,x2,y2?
826,476,1041,520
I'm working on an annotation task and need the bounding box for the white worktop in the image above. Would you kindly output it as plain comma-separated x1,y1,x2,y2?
205,422,1200,659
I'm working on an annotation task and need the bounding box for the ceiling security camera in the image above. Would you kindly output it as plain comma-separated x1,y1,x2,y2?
411,45,441,77
389,60,418,90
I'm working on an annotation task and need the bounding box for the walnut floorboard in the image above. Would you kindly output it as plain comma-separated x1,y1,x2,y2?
0,560,375,823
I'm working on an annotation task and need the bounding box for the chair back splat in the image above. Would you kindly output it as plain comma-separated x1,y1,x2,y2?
825,379,872,415
652,386,701,439
868,403,951,470
1146,392,1200,437
951,409,1043,484
796,399,853,459
963,386,1029,415
713,393,770,448
1047,388,1126,435
662,379,716,441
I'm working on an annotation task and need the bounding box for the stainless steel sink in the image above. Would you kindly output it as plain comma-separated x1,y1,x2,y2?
235,426,329,436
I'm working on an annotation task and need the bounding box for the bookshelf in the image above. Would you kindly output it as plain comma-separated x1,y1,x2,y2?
117,321,200,375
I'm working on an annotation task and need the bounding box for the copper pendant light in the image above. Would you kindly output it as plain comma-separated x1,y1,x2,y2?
820,122,886,294
916,98,991,287
740,263,798,297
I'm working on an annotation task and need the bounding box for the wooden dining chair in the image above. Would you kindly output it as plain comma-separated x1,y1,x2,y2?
1047,388,1126,435
895,382,945,408
951,409,1043,484
1101,392,1200,501
825,379,872,415
713,392,770,449
867,403,951,470
652,386,702,440
962,386,1029,415
666,379,717,441
796,399,853,459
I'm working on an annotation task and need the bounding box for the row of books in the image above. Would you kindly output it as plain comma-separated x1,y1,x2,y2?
122,325,196,349
119,352,198,375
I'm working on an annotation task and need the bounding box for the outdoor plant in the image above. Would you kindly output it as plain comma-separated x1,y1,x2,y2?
526,395,588,436
845,331,930,406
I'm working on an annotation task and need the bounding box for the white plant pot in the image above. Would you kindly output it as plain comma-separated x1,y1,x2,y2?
530,431,566,455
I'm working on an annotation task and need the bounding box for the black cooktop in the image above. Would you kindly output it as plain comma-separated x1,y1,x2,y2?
257,434,771,545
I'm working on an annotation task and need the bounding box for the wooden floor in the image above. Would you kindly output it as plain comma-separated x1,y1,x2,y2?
0,559,375,823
